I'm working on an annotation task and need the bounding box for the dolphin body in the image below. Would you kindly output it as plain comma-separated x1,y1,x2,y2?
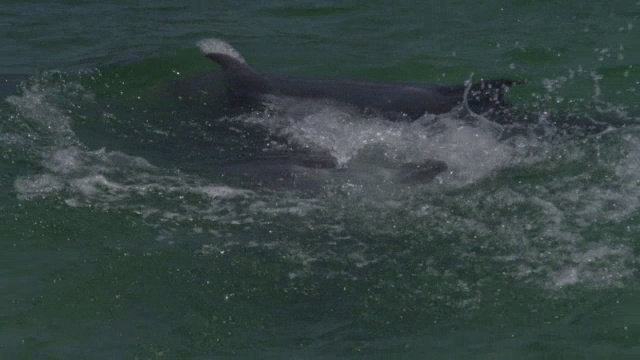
196,39,518,120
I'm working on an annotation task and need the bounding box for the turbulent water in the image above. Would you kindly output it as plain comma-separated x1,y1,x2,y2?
2,1,640,358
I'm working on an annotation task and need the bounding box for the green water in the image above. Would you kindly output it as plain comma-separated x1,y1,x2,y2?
2,1,640,358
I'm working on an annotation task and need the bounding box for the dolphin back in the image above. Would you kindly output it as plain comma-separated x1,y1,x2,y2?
197,38,519,118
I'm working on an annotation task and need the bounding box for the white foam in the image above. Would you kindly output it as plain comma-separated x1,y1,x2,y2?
196,38,246,64
14,174,64,199
200,185,253,199
550,245,634,288
44,147,82,174
6,84,78,147
254,100,540,185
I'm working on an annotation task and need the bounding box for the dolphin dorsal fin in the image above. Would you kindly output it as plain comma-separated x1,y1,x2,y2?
197,38,257,75
197,38,268,96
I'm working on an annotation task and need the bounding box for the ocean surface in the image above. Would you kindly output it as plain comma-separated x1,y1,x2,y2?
2,1,640,358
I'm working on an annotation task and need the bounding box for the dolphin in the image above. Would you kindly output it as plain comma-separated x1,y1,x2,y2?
196,38,519,120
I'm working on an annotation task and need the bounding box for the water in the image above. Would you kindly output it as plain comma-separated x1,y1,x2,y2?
2,1,640,358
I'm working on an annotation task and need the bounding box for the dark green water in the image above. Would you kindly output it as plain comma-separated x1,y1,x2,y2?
2,1,640,358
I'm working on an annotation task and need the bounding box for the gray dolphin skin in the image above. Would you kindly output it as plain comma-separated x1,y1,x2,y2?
197,38,518,119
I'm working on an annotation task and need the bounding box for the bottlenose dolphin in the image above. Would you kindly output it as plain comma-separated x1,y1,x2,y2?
197,38,518,120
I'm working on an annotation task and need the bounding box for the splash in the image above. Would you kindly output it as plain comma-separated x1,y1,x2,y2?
3,65,638,292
